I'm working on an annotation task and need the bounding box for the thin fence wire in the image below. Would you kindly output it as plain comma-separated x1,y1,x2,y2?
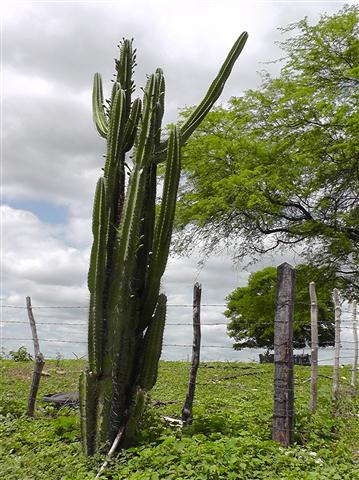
1,304,226,309
2,303,357,362
1,320,356,328
1,336,357,352
1,304,356,313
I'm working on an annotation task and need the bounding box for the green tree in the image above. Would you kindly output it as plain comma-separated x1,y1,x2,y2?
176,5,359,297
226,264,336,350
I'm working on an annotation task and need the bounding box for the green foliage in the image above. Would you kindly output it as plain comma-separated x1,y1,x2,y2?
132,395,168,446
1,360,358,479
9,346,33,362
226,264,336,350
53,412,79,442
176,5,359,298
82,33,248,455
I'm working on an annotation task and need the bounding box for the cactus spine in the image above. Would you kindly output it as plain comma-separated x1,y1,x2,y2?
80,33,248,455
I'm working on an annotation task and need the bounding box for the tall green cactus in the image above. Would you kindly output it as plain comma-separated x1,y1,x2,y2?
80,33,248,455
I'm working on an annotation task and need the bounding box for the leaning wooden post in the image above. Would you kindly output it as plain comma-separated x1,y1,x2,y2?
350,300,358,397
272,263,295,447
309,282,318,413
182,282,202,424
332,289,341,402
26,296,45,416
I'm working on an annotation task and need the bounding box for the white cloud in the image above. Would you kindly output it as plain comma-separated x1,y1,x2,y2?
2,0,351,361
2,206,89,302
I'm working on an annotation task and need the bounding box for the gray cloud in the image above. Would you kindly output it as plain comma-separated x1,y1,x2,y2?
2,1,350,361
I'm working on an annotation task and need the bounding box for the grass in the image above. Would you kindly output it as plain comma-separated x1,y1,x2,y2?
1,359,358,479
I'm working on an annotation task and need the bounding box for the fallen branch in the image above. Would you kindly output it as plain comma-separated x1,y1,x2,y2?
96,425,126,478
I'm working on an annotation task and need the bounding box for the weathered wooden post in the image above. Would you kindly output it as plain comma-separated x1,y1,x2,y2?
332,289,341,401
26,296,45,416
309,282,318,413
350,300,358,397
182,282,202,424
272,263,295,447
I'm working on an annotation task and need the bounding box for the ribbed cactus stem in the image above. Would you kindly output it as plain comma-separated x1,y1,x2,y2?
79,370,98,455
92,73,108,139
88,177,107,375
141,125,181,330
123,388,146,447
80,32,248,454
140,294,167,390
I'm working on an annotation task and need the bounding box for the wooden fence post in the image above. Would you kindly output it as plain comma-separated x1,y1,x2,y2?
309,281,318,413
350,300,358,397
182,282,202,424
272,263,295,447
26,296,45,416
332,289,341,402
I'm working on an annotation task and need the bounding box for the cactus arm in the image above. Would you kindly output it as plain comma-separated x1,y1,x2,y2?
123,97,142,152
135,163,157,301
180,32,248,142
88,177,107,375
140,126,181,330
124,388,145,446
134,72,162,169
153,68,165,148
116,39,136,117
152,125,181,277
92,73,109,138
154,32,248,162
139,294,167,390
79,370,98,455
104,86,126,185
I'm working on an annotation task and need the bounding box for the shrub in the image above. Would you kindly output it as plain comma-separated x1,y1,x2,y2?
9,346,33,362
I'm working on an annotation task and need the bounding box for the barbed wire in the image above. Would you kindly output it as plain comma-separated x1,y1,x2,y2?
2,300,357,360
1,337,232,348
1,337,357,351
0,304,356,313
0,304,226,309
1,320,356,329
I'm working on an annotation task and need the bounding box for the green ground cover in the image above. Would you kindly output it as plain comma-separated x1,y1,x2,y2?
0,359,358,479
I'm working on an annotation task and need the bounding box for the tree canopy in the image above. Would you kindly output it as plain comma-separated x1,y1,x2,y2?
225,264,336,350
175,6,359,298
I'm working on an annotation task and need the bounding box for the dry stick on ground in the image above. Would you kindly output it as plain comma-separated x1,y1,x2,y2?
350,300,358,397
96,425,126,478
272,263,295,447
26,296,45,416
182,282,202,424
332,289,341,402
309,282,318,413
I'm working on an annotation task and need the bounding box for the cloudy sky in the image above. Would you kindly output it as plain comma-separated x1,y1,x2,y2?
2,0,354,361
